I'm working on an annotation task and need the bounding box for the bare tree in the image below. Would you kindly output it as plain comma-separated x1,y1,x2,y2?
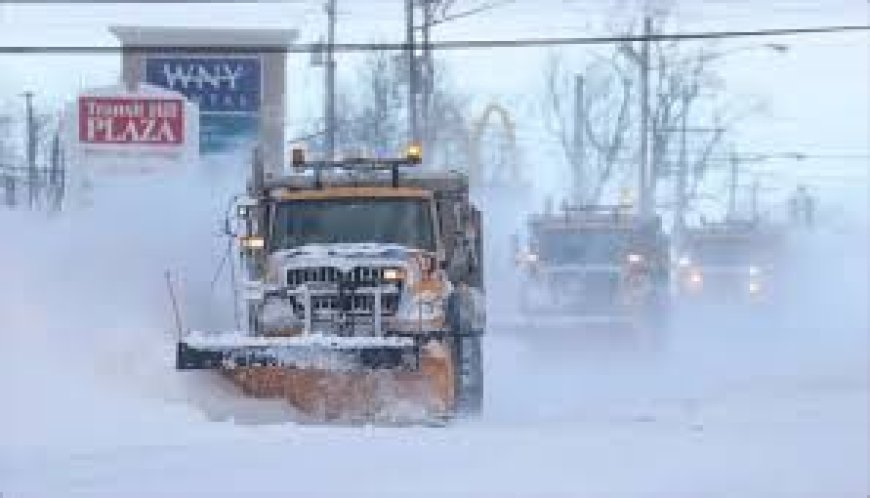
544,52,634,203
323,50,471,169
541,13,752,208
340,50,406,156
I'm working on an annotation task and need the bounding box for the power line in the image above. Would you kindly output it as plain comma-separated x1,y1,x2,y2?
0,23,866,54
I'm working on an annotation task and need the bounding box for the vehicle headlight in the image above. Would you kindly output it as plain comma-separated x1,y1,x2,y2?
748,280,761,294
748,265,761,277
627,253,644,265
688,269,703,287
382,268,405,282
240,235,265,250
516,251,538,266
677,256,691,268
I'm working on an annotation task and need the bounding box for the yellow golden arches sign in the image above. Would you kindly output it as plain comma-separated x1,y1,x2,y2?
467,103,521,187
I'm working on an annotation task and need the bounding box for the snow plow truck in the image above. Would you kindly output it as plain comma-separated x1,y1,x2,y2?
676,218,779,303
514,203,670,333
175,145,485,423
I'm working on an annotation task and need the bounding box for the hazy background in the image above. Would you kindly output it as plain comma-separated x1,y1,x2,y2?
0,0,867,210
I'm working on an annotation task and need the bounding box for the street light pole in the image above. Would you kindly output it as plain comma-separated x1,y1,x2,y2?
638,16,652,219
324,0,336,160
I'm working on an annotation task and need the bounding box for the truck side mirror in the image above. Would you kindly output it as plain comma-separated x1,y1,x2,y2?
446,238,472,283
222,217,234,237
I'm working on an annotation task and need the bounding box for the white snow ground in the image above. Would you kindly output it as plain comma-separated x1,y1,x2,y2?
0,171,867,497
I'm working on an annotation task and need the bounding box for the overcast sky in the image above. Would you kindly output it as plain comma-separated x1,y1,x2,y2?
1,0,867,210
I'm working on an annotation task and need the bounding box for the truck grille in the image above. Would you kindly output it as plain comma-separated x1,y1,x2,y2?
285,265,403,319
287,266,395,287
292,294,401,317
552,270,619,289
549,270,622,303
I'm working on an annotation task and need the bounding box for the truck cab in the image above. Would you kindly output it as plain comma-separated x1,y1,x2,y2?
515,204,669,330
177,147,485,421
677,220,772,302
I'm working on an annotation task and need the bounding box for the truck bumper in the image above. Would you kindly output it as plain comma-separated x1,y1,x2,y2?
176,332,420,372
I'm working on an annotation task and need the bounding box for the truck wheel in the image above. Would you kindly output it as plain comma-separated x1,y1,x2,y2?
452,333,484,416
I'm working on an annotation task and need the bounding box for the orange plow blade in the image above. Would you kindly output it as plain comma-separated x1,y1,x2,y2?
226,341,455,423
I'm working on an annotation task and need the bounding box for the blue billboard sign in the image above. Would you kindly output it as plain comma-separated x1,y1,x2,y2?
145,57,262,152
145,57,261,114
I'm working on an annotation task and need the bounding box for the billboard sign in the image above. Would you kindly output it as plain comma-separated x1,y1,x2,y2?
145,57,261,115
144,57,262,152
78,96,185,145
65,85,199,180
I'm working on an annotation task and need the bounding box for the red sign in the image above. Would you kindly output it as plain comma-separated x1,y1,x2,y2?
78,97,184,145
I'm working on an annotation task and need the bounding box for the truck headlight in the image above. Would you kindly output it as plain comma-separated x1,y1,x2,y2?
748,280,761,295
382,268,405,282
627,253,644,265
687,269,703,289
515,252,538,266
240,235,265,250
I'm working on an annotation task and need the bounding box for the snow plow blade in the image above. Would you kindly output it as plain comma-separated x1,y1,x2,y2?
176,332,419,372
177,333,455,423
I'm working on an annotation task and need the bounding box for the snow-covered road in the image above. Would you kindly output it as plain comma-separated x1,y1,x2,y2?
1,176,867,497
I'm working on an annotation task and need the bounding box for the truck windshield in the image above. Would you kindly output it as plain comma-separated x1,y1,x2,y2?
535,228,630,264
690,237,755,266
272,197,436,251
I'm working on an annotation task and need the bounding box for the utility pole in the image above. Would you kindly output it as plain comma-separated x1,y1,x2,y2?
22,91,36,210
324,0,337,160
421,0,434,150
572,73,585,204
405,0,418,145
49,131,64,212
728,150,739,220
638,16,652,219
408,0,509,158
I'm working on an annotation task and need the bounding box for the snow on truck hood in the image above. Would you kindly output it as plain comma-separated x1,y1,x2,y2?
270,243,419,270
